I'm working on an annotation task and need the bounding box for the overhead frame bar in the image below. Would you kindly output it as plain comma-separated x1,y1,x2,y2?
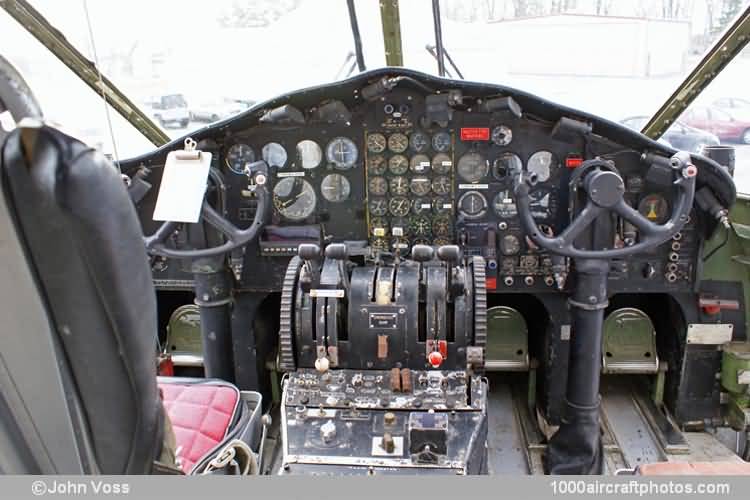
642,5,750,139
0,0,170,147
379,0,403,67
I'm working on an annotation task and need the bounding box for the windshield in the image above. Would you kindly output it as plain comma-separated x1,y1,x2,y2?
1,0,748,176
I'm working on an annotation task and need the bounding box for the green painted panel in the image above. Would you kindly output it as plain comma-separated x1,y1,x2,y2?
602,308,658,374
166,304,203,355
485,306,528,371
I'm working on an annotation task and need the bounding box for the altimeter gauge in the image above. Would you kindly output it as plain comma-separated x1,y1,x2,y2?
273,178,316,220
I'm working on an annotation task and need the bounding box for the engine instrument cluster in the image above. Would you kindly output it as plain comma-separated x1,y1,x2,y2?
365,130,455,252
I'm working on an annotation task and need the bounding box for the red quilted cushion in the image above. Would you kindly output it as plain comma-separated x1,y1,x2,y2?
159,381,240,473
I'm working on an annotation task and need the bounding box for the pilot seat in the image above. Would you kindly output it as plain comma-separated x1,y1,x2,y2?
0,124,261,474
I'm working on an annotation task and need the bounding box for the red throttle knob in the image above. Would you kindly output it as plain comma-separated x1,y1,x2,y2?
428,351,443,368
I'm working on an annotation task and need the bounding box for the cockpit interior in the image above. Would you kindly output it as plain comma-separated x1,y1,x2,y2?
1,0,749,479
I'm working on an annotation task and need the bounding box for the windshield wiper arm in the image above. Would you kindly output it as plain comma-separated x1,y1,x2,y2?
431,0,447,77
346,0,366,72
1,0,169,148
426,44,464,79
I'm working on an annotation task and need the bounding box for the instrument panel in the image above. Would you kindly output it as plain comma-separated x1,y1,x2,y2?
135,71,718,295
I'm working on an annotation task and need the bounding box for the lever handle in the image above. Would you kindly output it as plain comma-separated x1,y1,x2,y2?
411,244,434,263
437,245,462,264
298,243,322,261
324,243,349,260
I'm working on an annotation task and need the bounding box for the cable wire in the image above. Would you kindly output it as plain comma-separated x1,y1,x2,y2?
81,0,121,170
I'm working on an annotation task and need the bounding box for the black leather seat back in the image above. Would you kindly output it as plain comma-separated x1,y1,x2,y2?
0,126,163,474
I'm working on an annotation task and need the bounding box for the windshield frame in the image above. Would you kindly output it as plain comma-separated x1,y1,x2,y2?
2,0,749,158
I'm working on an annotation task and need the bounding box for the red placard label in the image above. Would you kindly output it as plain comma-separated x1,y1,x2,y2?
486,277,497,290
460,127,490,141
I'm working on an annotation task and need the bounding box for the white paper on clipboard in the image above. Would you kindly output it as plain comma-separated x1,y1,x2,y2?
152,149,212,223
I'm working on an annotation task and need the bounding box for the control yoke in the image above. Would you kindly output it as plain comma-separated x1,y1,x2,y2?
514,153,697,259
144,160,270,258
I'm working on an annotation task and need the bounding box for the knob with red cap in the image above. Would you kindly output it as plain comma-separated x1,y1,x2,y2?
427,350,443,368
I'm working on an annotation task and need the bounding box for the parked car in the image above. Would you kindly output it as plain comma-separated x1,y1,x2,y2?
620,116,719,153
143,94,190,128
680,105,750,144
190,97,254,123
713,97,750,117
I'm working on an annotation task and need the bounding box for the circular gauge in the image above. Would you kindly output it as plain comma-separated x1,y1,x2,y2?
391,237,410,253
410,132,430,153
433,237,452,246
225,143,255,174
527,151,557,182
433,197,452,214
413,237,431,246
320,174,351,202
493,190,518,218
493,152,523,181
410,154,431,174
491,125,513,146
388,197,411,217
432,216,452,236
388,154,409,175
529,189,555,220
637,194,669,224
261,142,287,168
458,191,488,219
410,177,432,196
367,133,387,153
389,176,409,196
432,131,451,152
387,133,409,153
369,198,388,216
368,176,388,196
326,137,358,170
431,153,452,174
409,216,432,237
372,238,390,251
412,198,432,215
368,155,387,175
431,176,452,196
500,234,521,256
296,140,322,169
457,152,489,183
273,178,316,220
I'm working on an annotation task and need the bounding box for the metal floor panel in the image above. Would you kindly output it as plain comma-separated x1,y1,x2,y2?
600,378,665,469
486,382,529,474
